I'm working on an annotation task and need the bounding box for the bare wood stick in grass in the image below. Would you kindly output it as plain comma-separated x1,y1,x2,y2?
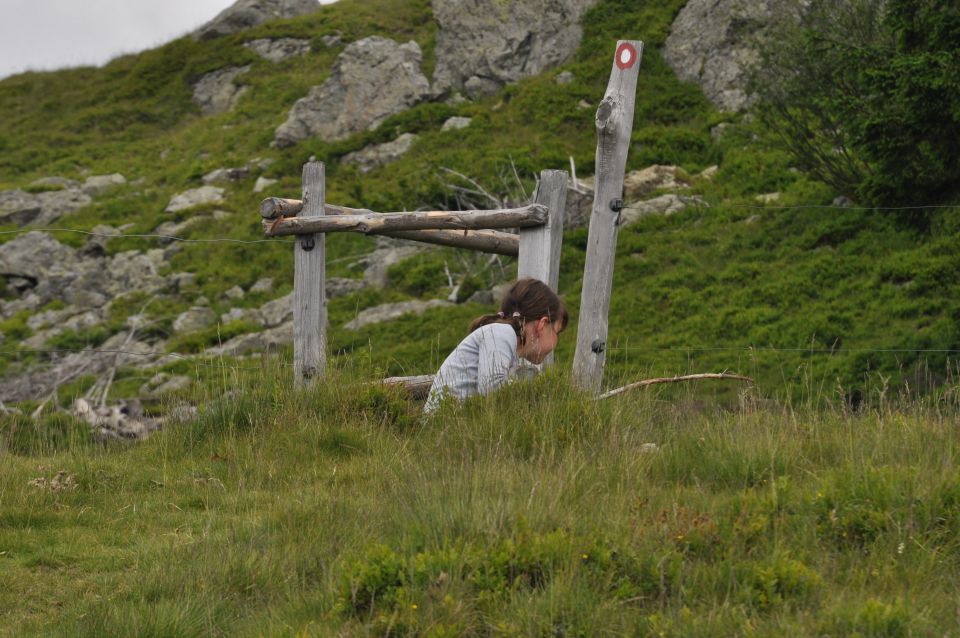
597,373,755,400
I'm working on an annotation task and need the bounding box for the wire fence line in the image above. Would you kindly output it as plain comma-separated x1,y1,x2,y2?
0,200,956,244
4,345,958,363
0,227,286,244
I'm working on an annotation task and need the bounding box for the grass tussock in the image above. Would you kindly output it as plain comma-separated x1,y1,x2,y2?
1,360,959,636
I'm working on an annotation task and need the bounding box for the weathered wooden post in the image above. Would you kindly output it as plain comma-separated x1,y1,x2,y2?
572,40,643,392
518,169,568,367
293,161,326,385
518,169,568,291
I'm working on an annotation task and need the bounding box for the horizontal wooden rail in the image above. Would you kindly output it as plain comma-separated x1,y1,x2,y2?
263,204,547,237
260,198,521,255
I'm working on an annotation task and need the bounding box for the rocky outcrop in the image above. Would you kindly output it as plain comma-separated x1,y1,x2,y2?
664,0,809,112
74,398,162,442
431,0,599,98
342,133,418,173
245,37,311,62
195,0,320,40
0,187,91,227
0,231,169,322
273,37,430,147
0,332,158,402
192,66,251,116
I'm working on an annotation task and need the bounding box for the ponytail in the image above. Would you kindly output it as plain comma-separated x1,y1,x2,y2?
467,278,568,343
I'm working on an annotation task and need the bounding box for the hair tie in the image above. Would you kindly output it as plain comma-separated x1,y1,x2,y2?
497,311,504,318
512,312,521,318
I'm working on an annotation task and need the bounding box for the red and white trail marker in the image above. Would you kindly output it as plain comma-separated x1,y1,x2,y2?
615,42,638,70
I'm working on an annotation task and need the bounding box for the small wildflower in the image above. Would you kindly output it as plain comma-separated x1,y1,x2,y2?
411,603,418,610
871,569,880,577
581,553,589,560
816,491,823,499
897,542,905,555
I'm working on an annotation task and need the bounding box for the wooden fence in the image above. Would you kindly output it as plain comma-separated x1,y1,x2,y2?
259,39,643,393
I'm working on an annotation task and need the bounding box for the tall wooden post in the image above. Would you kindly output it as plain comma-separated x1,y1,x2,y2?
518,169,568,367
518,169,568,291
293,162,326,385
572,40,643,392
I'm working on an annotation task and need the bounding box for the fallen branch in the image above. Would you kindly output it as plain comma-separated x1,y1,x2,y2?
381,375,435,400
597,373,755,400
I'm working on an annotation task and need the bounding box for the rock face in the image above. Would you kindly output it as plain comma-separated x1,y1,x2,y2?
245,37,311,62
342,133,418,173
192,66,251,116
0,233,168,315
0,187,92,227
195,0,320,40
431,0,599,98
663,0,809,112
273,37,430,147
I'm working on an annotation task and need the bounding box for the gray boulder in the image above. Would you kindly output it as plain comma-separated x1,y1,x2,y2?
344,299,451,331
245,37,311,62
273,37,430,147
195,0,320,40
82,173,126,196
441,116,472,131
192,66,251,116
253,176,278,193
342,133,418,173
621,194,708,225
663,0,809,112
140,373,192,399
257,292,293,328
623,165,690,201
431,0,599,98
205,321,292,357
173,307,217,334
165,186,225,212
202,167,250,184
0,187,92,227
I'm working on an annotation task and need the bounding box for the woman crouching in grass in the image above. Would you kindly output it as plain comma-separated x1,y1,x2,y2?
424,278,568,413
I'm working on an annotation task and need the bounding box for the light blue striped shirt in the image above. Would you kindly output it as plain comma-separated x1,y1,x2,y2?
424,322,519,412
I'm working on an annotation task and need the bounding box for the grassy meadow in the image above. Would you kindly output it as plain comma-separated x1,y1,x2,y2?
3,362,960,636
1,0,960,634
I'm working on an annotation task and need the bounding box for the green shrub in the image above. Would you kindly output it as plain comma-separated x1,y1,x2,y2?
739,554,822,610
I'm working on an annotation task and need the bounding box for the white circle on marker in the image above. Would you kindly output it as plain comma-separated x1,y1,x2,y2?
620,49,632,65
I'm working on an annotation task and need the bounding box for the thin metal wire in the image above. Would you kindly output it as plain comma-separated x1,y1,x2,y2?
0,227,288,244
721,203,958,212
606,346,960,354
2,348,292,370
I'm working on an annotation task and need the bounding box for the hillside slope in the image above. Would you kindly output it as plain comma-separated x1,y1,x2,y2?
0,0,957,415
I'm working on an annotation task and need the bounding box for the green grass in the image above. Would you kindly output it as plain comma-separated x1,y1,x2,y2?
1,363,959,636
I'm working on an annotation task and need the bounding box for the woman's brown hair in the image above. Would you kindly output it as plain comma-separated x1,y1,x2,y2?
468,278,568,342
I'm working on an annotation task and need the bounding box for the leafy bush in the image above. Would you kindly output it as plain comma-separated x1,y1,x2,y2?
751,0,960,215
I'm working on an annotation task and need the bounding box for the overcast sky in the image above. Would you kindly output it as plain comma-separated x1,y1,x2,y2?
0,0,337,80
